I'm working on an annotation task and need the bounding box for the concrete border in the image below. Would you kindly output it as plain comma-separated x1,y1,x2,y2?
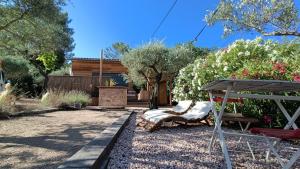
58,111,133,169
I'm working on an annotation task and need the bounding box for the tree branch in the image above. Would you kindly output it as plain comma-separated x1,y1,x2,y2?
263,31,300,37
150,65,160,74
138,70,150,83
0,11,27,31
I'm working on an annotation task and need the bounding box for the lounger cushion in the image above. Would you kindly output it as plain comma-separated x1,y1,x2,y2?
180,101,211,120
250,128,300,139
172,100,193,113
143,101,211,124
143,109,173,123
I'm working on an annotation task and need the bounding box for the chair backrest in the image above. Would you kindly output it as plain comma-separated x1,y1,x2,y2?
180,101,212,120
187,101,212,114
173,100,193,113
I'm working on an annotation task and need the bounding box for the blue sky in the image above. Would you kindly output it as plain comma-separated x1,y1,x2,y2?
64,0,300,57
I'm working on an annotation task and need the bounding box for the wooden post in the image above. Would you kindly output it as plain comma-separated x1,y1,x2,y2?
98,49,104,106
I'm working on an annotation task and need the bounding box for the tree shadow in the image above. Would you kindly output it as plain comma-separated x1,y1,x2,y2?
0,112,120,169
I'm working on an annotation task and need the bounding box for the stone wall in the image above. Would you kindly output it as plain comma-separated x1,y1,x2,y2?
98,87,127,107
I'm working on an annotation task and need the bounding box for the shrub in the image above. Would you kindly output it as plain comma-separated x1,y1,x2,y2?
173,38,300,127
41,90,91,108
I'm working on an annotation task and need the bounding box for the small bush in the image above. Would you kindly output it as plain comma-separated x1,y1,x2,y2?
41,90,91,108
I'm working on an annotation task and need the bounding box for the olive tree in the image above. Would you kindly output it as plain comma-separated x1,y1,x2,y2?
206,0,300,37
121,41,202,109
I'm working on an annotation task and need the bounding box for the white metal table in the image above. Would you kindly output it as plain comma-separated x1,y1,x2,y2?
202,79,300,169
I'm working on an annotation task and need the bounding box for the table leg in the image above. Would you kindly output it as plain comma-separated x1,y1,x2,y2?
284,106,300,130
208,87,232,169
236,122,256,160
284,147,300,169
266,103,300,161
275,100,298,129
208,92,218,154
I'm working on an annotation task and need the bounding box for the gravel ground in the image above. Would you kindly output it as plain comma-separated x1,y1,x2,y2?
0,110,125,169
108,113,300,169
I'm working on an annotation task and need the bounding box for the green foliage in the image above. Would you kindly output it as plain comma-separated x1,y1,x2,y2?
122,41,205,87
121,41,168,87
104,42,130,59
206,0,300,37
173,38,300,127
0,55,42,97
36,52,58,71
0,0,67,32
113,42,130,54
50,65,71,76
121,41,205,108
0,0,74,91
0,55,30,79
41,90,91,108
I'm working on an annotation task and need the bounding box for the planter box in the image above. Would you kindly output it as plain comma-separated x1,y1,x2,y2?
98,86,127,108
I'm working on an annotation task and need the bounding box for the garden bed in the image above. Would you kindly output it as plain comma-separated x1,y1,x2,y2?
107,112,300,169
0,109,126,169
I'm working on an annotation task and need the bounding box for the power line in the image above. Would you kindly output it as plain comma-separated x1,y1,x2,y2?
151,0,178,38
192,6,220,43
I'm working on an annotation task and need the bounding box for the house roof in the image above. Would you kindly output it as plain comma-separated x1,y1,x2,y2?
71,57,120,62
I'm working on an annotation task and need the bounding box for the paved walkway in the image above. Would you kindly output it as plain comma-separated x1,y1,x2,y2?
0,110,125,169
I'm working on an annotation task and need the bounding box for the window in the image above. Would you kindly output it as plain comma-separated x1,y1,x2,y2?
92,72,127,86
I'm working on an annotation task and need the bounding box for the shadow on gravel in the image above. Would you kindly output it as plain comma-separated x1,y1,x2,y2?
0,121,108,169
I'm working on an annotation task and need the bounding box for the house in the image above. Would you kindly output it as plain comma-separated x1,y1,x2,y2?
71,57,128,86
48,57,168,106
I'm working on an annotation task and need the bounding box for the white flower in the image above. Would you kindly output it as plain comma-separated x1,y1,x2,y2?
265,45,270,51
192,79,195,87
238,52,244,56
272,50,278,55
245,51,250,56
223,66,228,71
198,79,202,86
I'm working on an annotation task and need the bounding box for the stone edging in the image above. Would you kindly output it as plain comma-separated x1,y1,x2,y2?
58,111,133,169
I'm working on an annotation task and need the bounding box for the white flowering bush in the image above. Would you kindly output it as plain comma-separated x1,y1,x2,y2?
173,38,300,127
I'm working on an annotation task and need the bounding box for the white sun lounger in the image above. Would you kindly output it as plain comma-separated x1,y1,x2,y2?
140,101,212,131
161,100,193,115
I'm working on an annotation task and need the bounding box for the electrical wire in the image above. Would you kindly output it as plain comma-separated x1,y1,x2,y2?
151,0,178,38
192,6,220,43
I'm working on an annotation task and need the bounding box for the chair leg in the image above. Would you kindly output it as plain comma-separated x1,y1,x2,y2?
284,148,300,169
264,137,285,167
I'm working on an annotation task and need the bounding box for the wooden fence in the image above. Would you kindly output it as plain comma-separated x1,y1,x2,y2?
48,76,110,96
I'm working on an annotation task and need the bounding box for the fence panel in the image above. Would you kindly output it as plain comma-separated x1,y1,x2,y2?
48,76,93,94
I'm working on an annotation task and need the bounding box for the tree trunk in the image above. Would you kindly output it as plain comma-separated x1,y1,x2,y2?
149,74,162,109
43,74,49,91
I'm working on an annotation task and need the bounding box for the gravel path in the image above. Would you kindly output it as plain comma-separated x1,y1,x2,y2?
108,113,300,169
0,110,125,169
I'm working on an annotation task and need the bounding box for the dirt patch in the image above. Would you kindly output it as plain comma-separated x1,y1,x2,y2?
0,110,126,169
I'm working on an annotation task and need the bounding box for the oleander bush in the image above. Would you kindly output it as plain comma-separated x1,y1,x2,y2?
173,38,300,127
41,90,91,109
